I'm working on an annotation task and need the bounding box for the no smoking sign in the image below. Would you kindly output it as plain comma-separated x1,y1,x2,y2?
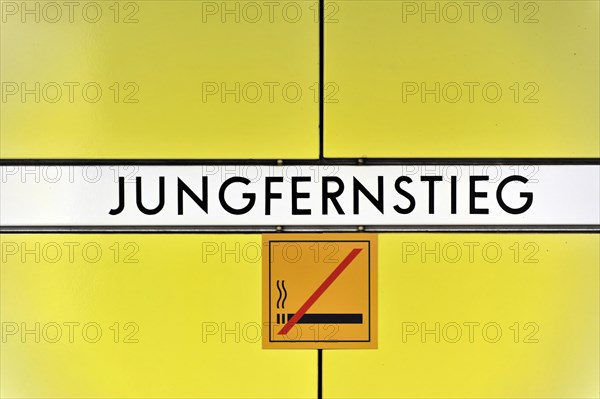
262,234,378,349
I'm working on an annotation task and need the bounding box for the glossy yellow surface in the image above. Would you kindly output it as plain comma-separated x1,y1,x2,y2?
328,233,600,398
2,1,597,159
325,0,600,157
0,235,314,398
1,234,598,398
0,1,318,158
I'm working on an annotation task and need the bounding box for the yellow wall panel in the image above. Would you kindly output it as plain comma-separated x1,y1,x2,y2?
325,1,600,157
0,234,315,398
328,234,600,398
0,1,318,158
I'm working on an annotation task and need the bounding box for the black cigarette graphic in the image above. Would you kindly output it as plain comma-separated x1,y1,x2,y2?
276,313,363,324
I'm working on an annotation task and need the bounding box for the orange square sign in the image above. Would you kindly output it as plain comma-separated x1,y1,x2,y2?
262,234,378,349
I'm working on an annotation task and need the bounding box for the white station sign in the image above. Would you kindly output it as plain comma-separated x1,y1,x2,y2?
1,164,598,229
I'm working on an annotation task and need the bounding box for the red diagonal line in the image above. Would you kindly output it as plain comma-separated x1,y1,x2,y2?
278,248,363,335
